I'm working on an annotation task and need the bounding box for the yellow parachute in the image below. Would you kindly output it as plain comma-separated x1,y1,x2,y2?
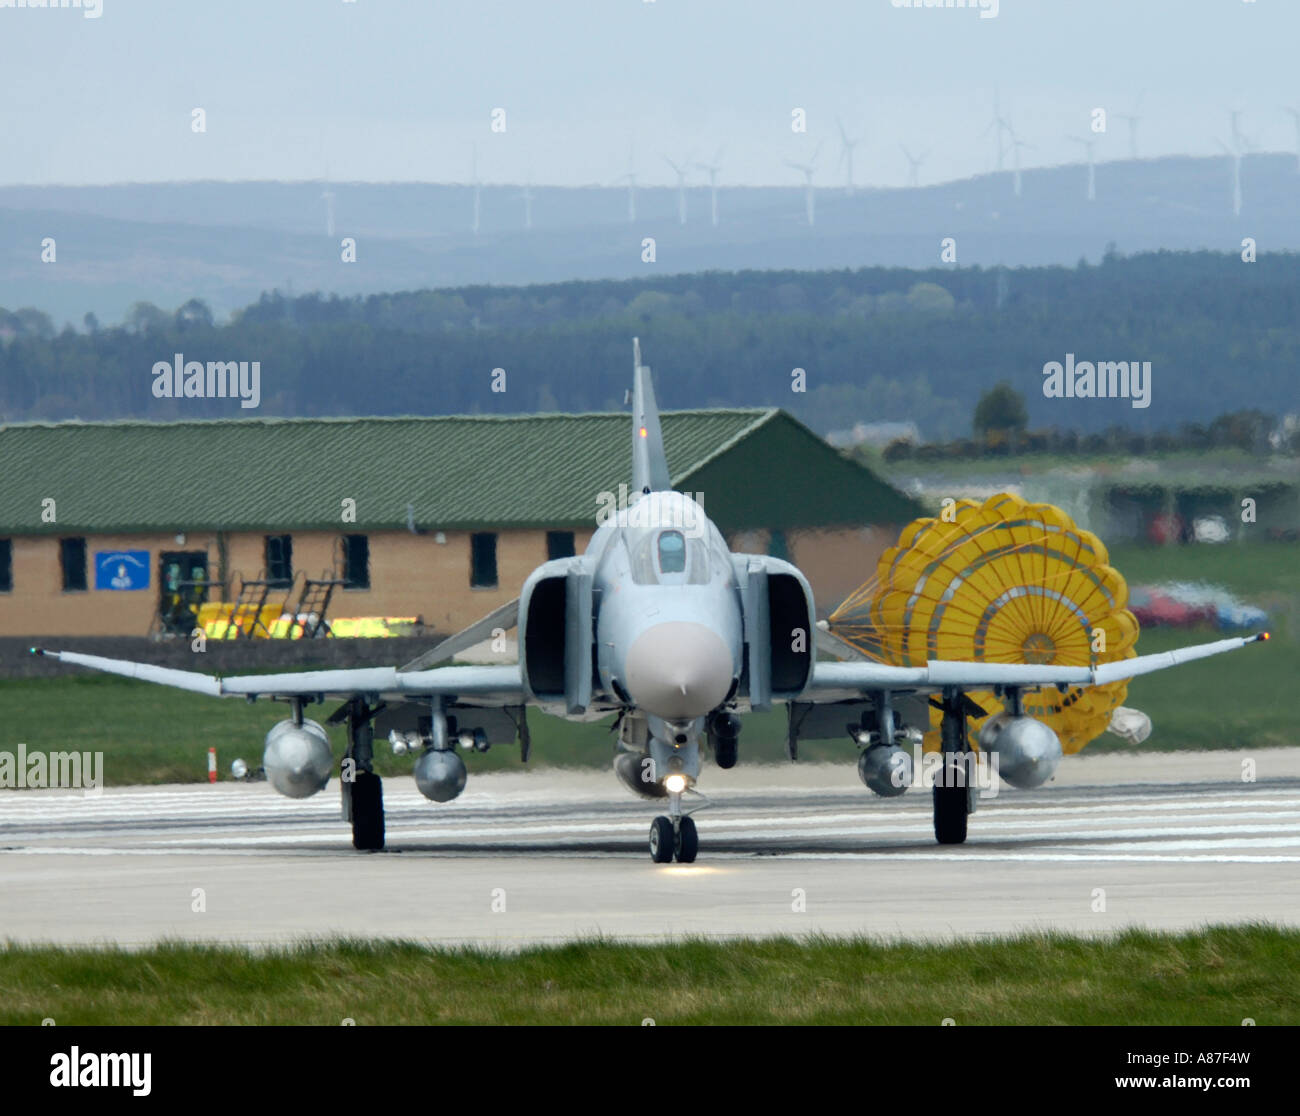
829,492,1138,754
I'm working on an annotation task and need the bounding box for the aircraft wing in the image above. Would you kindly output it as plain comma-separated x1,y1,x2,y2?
398,597,519,673
32,649,526,707
804,632,1268,700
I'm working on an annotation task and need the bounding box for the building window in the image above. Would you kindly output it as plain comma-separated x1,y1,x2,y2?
470,532,498,588
342,534,370,589
546,530,575,560
265,534,293,586
0,538,11,592
61,537,87,591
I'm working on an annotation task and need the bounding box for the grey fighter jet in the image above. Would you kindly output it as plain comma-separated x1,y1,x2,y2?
34,342,1269,862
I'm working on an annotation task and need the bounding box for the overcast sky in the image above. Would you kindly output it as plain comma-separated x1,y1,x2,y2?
2,0,1297,189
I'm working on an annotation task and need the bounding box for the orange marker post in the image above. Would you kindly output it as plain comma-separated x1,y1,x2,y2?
208,747,217,784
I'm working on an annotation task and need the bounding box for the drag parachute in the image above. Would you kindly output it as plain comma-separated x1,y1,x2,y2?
829,492,1139,754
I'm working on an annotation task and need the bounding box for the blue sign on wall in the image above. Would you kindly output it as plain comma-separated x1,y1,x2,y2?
94,550,150,591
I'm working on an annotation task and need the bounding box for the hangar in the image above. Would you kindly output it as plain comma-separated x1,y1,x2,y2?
0,407,924,639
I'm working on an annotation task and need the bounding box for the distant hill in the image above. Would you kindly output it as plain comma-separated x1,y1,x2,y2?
2,154,1299,324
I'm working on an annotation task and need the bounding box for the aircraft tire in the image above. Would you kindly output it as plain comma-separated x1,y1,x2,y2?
933,781,968,845
674,815,698,862
714,741,738,769
351,771,386,851
649,816,675,863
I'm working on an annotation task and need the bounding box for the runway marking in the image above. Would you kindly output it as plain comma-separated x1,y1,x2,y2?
4,789,1296,822
4,775,1299,869
6,846,1300,864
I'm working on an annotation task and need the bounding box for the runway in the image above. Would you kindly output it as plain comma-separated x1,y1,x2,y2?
2,750,1298,947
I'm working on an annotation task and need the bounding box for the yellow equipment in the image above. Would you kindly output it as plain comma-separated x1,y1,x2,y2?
197,601,283,640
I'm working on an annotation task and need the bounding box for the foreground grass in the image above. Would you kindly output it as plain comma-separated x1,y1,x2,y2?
1,926,1297,1025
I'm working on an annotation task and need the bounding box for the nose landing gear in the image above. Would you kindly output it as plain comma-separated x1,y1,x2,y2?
649,785,700,863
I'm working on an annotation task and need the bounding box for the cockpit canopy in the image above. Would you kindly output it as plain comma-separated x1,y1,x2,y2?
628,527,714,585
658,530,686,573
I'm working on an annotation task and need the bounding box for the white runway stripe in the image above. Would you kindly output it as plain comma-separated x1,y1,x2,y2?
9,811,1300,849
5,792,1298,824
4,773,1299,869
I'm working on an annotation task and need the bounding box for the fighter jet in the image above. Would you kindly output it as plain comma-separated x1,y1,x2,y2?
33,342,1269,862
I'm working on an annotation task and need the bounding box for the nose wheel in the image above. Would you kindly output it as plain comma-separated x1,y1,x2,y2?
649,786,700,863
649,814,697,863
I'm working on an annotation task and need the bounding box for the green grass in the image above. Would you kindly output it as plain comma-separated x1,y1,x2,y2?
1083,542,1294,752
4,542,1291,783
1,926,1295,1025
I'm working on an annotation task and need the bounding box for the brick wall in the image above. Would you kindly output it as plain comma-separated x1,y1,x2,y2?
0,526,594,639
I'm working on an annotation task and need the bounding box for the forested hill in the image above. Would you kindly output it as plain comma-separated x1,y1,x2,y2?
3,250,1298,439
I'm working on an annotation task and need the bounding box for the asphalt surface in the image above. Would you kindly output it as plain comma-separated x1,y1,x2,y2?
1,751,1298,947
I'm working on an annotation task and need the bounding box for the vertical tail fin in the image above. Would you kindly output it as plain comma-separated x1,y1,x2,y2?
631,337,671,494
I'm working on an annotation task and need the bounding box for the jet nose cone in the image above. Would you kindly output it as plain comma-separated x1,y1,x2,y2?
624,621,733,719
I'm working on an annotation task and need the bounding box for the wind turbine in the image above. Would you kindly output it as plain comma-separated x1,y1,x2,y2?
1007,127,1032,197
1066,135,1098,201
1114,92,1144,160
836,119,862,195
517,180,534,230
785,142,822,226
320,185,336,238
1283,105,1300,174
1228,107,1249,153
663,154,693,225
1215,139,1243,218
983,87,1009,173
1216,108,1254,217
694,147,724,227
470,146,482,236
614,143,638,223
319,157,336,238
899,145,928,188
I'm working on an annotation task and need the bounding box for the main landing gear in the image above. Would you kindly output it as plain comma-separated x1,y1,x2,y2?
333,697,386,851
649,783,699,863
932,688,981,845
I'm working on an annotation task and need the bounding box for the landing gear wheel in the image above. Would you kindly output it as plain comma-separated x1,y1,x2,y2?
674,815,698,863
649,816,675,863
933,780,968,845
351,771,385,851
714,741,738,769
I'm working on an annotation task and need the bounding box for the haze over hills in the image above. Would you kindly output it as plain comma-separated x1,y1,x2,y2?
2,154,1299,325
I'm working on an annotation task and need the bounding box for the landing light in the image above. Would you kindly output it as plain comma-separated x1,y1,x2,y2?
663,774,688,794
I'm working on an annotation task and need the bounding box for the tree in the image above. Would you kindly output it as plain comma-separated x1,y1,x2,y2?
13,307,55,339
126,301,169,334
973,381,1028,440
175,298,214,329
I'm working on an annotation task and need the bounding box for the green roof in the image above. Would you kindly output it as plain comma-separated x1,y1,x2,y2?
0,409,922,534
